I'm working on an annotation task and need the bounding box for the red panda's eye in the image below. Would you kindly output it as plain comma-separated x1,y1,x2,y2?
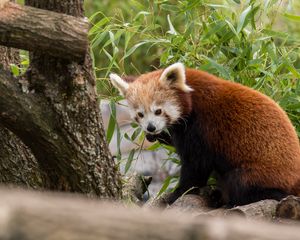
155,109,162,115
137,112,144,118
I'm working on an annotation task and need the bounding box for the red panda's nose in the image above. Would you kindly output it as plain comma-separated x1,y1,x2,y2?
147,123,156,133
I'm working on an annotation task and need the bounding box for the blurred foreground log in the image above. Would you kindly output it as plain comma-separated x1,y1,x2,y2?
0,189,299,240
0,1,88,61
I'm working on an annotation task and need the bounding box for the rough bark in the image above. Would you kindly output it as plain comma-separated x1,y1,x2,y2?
0,46,19,69
0,0,121,196
10,0,122,197
0,126,46,188
0,189,300,240
0,25,47,188
0,2,89,61
0,69,100,191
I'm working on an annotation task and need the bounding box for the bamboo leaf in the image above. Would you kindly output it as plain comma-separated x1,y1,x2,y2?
157,176,173,197
125,149,135,174
147,141,161,151
237,5,252,33
89,17,110,35
284,13,300,22
122,42,148,60
167,15,177,35
106,101,117,144
131,127,142,141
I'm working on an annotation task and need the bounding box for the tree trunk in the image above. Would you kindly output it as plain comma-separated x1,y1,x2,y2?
21,0,121,197
0,0,122,198
0,40,47,188
0,126,47,188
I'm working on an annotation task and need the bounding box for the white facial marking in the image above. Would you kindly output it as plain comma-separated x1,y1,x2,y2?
128,103,169,134
144,104,164,134
163,102,181,123
128,101,182,134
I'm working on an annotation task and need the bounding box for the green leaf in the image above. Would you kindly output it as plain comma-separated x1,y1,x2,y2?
10,64,20,77
130,0,145,10
284,13,300,22
147,141,161,151
157,176,173,197
91,32,107,48
106,101,117,144
122,42,148,60
207,176,217,186
201,55,231,80
161,144,176,153
116,123,122,161
131,122,139,128
203,21,226,39
89,17,110,35
125,149,135,174
287,103,300,110
286,64,300,78
124,133,131,141
167,14,177,35
250,6,259,30
138,131,145,143
237,5,252,33
206,4,231,9
168,157,181,165
160,4,178,12
225,19,239,39
261,29,289,39
131,127,142,141
134,11,151,21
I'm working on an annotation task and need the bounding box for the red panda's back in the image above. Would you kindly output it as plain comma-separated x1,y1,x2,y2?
185,69,300,195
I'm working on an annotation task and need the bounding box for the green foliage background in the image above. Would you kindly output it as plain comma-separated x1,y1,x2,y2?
13,0,300,194
86,0,300,135
86,0,300,193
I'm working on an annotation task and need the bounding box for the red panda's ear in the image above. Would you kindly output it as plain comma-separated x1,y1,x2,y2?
159,62,193,92
109,73,129,96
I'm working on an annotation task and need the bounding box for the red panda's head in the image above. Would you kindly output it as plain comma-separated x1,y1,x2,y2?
109,63,193,135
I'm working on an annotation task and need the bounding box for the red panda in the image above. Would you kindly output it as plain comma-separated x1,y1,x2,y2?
110,62,300,206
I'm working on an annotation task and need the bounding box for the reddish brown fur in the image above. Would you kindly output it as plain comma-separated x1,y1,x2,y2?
183,69,300,195
124,67,300,201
